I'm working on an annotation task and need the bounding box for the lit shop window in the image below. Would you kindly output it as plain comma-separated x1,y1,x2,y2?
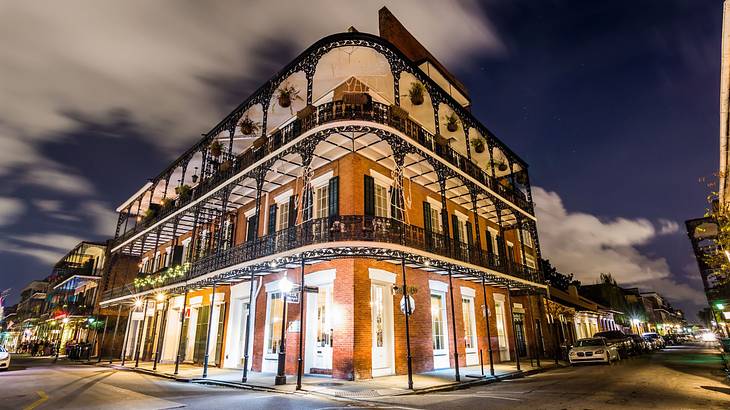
266,292,283,355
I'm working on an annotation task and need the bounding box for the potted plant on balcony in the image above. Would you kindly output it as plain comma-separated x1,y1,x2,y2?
471,137,485,153
444,112,459,132
408,82,425,105
239,116,260,136
209,140,223,157
160,197,174,211
390,104,409,120
277,83,302,108
175,184,191,200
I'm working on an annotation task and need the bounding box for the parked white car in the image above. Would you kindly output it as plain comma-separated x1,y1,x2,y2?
569,337,620,365
0,346,10,370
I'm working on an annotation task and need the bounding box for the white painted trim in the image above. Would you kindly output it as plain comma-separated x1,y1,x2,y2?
116,181,153,211
426,196,442,210
460,286,476,298
454,210,468,221
304,269,336,287
370,169,394,186
265,278,292,293
369,268,396,284
493,293,505,302
188,296,203,306
274,189,294,204
209,292,225,304
244,207,257,218
429,280,448,293
311,170,334,188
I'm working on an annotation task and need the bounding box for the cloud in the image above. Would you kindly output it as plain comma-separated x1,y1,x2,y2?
0,0,499,183
0,197,24,226
0,233,83,265
533,187,705,305
83,201,118,237
22,163,95,195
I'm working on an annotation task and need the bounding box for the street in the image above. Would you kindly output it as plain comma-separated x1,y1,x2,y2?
0,344,727,410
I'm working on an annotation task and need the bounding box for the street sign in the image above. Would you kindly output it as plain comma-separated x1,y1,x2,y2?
399,295,415,316
287,292,300,303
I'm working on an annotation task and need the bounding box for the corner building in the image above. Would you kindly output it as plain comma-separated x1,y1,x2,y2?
99,9,547,382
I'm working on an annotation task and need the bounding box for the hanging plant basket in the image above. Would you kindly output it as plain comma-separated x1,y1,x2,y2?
239,116,260,136
516,172,528,185
445,113,459,132
495,161,509,172
175,184,191,199
278,84,302,108
209,141,223,157
471,138,485,153
408,82,425,106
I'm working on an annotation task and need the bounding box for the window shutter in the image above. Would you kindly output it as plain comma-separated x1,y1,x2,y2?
423,202,432,232
452,215,460,242
466,221,473,246
364,175,375,216
246,215,257,242
288,195,297,227
486,230,493,255
268,203,277,234
328,176,339,217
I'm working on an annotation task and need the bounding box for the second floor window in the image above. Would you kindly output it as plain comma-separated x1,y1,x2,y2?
277,202,290,231
315,185,329,219
374,184,388,217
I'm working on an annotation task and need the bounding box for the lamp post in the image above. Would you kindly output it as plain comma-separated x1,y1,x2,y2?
275,276,292,385
54,317,69,362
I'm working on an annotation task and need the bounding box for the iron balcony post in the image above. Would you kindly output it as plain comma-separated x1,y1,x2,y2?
402,256,414,390
202,282,217,378
275,281,289,386
174,287,189,375
296,258,306,391
506,287,521,372
481,274,495,376
134,299,149,368
447,268,461,381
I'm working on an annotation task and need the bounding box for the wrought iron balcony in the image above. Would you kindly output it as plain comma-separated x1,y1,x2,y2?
117,100,533,246
103,214,542,302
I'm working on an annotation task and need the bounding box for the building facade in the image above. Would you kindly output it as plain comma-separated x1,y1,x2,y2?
98,9,547,382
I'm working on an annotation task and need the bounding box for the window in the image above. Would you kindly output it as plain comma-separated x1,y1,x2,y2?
488,229,499,256
153,252,161,272
199,230,210,257
266,292,283,355
374,184,389,217
315,185,329,219
430,208,442,234
431,294,445,350
457,218,468,244
181,238,191,264
222,220,233,250
522,229,533,248
164,248,172,267
462,297,476,350
277,202,290,231
525,254,536,269
141,257,149,273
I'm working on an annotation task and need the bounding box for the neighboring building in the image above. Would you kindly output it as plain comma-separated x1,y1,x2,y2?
98,8,547,382
0,304,19,351
15,280,48,344
42,241,107,352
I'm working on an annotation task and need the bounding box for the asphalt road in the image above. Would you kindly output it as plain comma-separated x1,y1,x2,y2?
374,344,730,410
0,344,727,410
0,357,342,410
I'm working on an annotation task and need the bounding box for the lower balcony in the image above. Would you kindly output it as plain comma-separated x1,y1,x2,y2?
102,215,542,302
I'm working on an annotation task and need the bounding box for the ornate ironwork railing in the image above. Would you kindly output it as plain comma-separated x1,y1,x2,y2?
102,215,542,302
115,100,532,245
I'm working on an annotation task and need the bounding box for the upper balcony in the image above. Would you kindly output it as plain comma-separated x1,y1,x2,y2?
102,214,542,303
115,100,533,247
113,32,534,247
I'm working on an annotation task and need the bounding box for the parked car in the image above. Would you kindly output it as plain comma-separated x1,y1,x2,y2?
628,334,650,354
569,337,620,365
0,346,10,371
593,330,632,356
642,332,665,349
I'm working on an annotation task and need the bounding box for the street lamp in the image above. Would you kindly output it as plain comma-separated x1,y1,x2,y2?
275,276,292,385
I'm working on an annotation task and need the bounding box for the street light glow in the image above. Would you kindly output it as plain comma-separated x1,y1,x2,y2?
62,318,69,324
280,276,293,293
134,299,143,308
155,292,166,302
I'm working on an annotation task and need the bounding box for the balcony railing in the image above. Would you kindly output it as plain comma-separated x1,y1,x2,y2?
103,215,542,302
116,100,532,245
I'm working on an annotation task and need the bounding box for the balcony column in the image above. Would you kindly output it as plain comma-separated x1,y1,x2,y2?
463,125,471,159
447,268,461,381
214,188,232,255
469,185,483,264
305,65,315,106
189,203,204,263
437,170,451,254
260,98,269,141
227,123,235,155
480,274,495,376
106,303,123,364
296,258,306,390
147,299,161,364
152,227,162,270
487,142,497,180
202,282,217,378
401,256,414,390
163,175,171,202
134,198,143,229
253,167,267,240
200,147,209,181
174,287,189,375
134,298,149,368
241,268,256,382
506,286,521,371
180,161,188,188
392,68,401,106
115,210,126,239
122,205,132,237
494,203,509,273
517,216,528,276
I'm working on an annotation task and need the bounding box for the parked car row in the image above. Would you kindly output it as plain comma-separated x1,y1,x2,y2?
569,330,679,365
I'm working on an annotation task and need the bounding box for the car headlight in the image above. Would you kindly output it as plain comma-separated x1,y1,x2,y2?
0,352,8,360
569,350,576,355
594,350,605,354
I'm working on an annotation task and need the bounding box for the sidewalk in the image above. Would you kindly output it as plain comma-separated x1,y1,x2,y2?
98,358,566,398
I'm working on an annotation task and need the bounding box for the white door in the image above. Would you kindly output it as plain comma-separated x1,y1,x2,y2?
462,297,479,366
184,307,198,362
306,284,333,373
431,292,450,369
239,300,251,367
494,300,510,361
371,283,394,376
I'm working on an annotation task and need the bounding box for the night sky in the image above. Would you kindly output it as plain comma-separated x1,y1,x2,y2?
0,1,721,320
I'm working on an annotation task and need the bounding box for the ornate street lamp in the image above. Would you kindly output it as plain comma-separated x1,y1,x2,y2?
275,276,293,385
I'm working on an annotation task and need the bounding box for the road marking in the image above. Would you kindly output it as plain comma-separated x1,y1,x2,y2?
23,390,48,410
425,393,521,401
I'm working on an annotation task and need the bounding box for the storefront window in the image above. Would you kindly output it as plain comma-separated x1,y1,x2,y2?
431,294,445,350
462,297,476,349
266,292,283,354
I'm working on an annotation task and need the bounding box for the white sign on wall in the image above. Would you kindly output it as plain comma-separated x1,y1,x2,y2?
399,296,416,316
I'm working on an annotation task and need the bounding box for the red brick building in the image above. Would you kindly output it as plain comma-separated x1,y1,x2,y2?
98,8,547,384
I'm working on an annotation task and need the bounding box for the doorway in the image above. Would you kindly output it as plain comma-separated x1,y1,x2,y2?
371,282,394,376
305,284,333,374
